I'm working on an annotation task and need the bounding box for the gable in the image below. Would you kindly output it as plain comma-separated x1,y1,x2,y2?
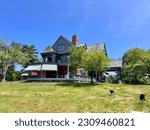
87,43,108,57
41,46,55,55
53,36,73,54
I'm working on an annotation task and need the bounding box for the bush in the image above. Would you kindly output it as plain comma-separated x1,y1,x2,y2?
6,71,21,81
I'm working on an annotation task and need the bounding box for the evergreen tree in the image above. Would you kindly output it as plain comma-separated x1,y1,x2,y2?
21,44,39,67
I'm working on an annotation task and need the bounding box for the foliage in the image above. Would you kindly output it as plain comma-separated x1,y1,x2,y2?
146,49,150,74
83,50,109,82
69,46,85,73
21,44,39,67
0,82,150,112
122,48,150,84
69,47,108,83
0,39,29,82
6,71,21,81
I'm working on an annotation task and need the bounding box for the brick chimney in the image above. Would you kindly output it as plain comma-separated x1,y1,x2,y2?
72,35,78,45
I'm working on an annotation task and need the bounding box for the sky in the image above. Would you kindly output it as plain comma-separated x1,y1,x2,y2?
0,0,150,60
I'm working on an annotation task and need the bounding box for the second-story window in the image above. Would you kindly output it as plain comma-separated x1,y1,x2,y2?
44,57,52,63
58,45,65,52
48,57,52,63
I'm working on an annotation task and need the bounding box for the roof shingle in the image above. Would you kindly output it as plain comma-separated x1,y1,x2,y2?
41,46,55,54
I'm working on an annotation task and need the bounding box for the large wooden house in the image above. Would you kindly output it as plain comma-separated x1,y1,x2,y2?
21,35,122,82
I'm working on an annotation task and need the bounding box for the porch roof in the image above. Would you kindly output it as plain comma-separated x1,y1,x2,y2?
24,64,41,71
109,60,122,68
24,64,57,71
21,73,28,76
42,64,57,71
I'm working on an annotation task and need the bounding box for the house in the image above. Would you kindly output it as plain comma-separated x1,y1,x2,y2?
21,35,122,82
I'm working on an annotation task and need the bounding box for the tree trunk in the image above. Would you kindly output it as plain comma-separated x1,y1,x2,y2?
90,71,94,83
1,63,9,82
90,75,93,83
1,73,6,82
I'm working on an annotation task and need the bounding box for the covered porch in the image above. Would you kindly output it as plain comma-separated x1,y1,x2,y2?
22,63,70,79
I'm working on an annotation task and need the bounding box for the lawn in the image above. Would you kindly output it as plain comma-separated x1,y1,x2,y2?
0,82,150,113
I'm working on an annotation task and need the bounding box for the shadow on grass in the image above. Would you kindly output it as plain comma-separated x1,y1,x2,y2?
20,80,103,88
53,82,100,87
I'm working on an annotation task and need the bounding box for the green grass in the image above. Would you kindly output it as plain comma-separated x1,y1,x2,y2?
0,82,150,113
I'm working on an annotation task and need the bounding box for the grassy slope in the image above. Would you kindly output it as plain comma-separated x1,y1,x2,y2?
0,82,150,113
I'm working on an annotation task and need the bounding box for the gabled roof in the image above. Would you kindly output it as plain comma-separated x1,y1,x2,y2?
87,43,108,56
87,43,105,51
41,46,55,54
52,35,73,48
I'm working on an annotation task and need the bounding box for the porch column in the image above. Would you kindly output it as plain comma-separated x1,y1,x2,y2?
66,64,69,78
56,65,58,78
66,55,70,78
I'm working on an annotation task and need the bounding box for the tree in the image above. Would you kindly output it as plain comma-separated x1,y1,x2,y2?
69,46,85,73
69,46,108,83
0,39,29,82
82,50,108,83
122,48,149,84
21,44,39,67
146,49,150,75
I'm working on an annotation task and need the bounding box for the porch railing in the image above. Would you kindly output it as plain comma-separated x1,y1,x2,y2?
74,75,97,82
26,75,97,82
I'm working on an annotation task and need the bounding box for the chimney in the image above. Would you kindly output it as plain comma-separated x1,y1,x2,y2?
72,35,78,45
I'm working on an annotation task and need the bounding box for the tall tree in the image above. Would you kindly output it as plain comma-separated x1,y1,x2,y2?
0,39,29,82
122,48,149,84
21,44,39,67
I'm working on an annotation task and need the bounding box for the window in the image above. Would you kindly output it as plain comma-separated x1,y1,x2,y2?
48,57,52,62
56,56,62,63
58,45,65,51
44,57,53,63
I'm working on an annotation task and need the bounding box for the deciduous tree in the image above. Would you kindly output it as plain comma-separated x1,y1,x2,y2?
122,48,149,84
69,46,108,83
83,50,108,83
0,39,29,82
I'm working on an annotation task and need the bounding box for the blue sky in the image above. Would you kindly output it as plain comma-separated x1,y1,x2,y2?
0,0,150,60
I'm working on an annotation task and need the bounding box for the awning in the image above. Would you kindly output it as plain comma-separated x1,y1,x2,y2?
24,64,41,71
42,64,57,71
24,64,57,71
21,73,28,76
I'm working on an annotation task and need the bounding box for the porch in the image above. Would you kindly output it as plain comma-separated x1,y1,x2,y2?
26,75,97,82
